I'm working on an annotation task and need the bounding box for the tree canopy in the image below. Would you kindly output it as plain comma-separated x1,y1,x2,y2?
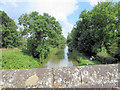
0,10,20,48
67,2,120,63
19,12,66,62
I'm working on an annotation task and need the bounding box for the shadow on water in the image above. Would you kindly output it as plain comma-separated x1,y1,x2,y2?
39,46,79,68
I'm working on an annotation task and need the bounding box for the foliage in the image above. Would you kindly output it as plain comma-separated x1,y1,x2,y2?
68,49,101,66
67,2,120,63
0,10,20,48
2,48,39,70
18,12,66,63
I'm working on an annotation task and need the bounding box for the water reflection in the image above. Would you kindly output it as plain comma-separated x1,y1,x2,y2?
39,46,79,68
45,46,73,68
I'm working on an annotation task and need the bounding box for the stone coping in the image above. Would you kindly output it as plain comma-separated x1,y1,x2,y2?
0,64,119,88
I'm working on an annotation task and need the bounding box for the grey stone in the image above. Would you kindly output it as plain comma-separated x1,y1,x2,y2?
53,66,82,88
0,64,119,88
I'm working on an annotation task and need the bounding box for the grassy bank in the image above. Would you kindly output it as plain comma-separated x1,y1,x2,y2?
68,49,101,66
1,46,65,70
1,48,39,70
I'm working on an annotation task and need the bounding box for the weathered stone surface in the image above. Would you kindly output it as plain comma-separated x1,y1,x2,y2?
0,64,119,88
2,68,53,88
53,66,81,88
77,64,118,87
118,64,120,87
0,70,4,89
25,74,39,86
34,68,53,88
2,69,37,88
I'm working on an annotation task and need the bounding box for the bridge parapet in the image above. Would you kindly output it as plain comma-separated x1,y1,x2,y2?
0,64,119,88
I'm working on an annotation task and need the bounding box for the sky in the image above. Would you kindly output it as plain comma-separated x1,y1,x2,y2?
0,0,119,38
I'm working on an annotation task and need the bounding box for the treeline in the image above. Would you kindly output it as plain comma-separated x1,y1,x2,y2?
0,10,66,63
67,2,120,64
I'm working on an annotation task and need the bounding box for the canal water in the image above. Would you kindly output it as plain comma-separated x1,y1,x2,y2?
39,46,79,68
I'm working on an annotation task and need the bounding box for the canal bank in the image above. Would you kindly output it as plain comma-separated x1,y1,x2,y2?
39,46,101,68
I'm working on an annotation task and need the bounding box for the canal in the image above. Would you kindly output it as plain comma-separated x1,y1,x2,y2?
39,46,79,68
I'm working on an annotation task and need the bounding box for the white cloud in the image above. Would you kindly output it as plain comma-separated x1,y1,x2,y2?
27,0,79,38
28,0,79,38
0,0,79,38
28,0,78,22
0,0,18,7
88,0,99,6
62,21,73,38
87,0,119,6
0,0,78,21
11,2,17,7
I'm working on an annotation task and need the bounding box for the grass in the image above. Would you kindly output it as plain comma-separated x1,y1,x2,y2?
1,46,64,70
78,57,101,66
68,49,101,66
1,48,39,70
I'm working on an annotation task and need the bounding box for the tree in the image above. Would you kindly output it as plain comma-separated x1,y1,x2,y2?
0,10,19,48
67,1,119,63
19,11,65,63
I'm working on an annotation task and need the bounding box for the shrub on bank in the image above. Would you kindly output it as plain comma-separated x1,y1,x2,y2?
95,55,118,64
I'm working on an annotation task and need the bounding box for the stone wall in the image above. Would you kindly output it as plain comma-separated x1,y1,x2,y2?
0,64,119,88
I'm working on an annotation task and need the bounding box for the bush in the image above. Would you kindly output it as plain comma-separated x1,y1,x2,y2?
7,44,14,48
95,55,117,64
